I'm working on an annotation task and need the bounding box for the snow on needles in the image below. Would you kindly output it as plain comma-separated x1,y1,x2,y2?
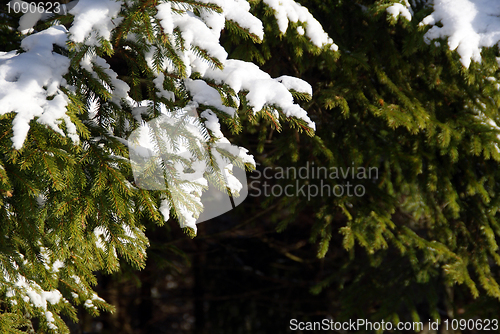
191,0,337,50
386,0,500,68
0,25,75,149
202,60,316,130
4,269,64,330
67,0,332,132
386,3,413,21
195,0,264,40
152,0,326,128
419,0,500,67
2,0,334,229
69,0,122,45
262,0,338,50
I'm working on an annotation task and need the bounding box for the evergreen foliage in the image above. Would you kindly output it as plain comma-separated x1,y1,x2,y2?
0,0,328,331
3,0,500,332
225,0,500,329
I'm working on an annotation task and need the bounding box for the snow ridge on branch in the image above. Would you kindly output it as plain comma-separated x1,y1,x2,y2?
386,0,500,68
419,0,500,68
0,26,75,149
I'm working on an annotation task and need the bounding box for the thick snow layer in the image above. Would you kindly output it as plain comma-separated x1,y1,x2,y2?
203,60,316,129
275,75,313,96
157,2,174,35
185,79,237,116
262,0,338,50
0,25,76,149
152,0,335,79
386,3,412,21
154,7,228,77
3,0,326,232
69,0,122,45
420,0,500,67
172,11,228,63
151,0,325,134
200,109,224,138
195,0,264,39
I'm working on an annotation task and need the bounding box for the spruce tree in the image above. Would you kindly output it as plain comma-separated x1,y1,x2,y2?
224,0,500,330
3,0,500,332
0,0,331,332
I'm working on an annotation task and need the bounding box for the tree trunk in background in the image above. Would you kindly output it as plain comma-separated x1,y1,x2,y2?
193,225,207,334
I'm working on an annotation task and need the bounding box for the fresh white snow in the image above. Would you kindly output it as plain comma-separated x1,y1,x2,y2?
0,25,74,149
386,3,413,21
419,0,500,67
